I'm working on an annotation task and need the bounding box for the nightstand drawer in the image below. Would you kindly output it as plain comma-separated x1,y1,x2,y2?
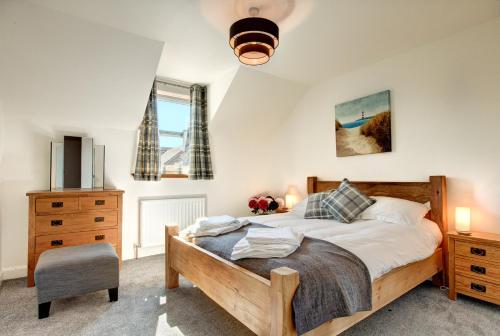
35,211,118,235
80,196,118,210
455,275,500,303
455,257,500,285
455,241,500,264
35,228,118,254
36,197,79,214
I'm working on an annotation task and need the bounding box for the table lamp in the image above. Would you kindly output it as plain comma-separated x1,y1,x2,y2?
455,207,471,235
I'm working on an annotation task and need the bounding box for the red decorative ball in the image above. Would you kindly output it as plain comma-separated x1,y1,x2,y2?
248,199,258,209
258,198,269,210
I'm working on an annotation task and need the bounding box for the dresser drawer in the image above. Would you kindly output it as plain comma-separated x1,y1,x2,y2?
80,196,118,210
35,211,118,235
36,197,79,214
455,257,500,285
455,240,500,264
35,228,118,254
455,274,500,303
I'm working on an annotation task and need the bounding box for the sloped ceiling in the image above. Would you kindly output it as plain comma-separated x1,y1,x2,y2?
210,66,306,137
0,0,163,130
28,0,500,85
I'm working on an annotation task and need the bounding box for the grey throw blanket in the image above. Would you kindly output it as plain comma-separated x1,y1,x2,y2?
194,223,372,335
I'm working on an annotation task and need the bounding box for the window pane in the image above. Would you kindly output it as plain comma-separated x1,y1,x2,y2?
157,98,190,175
157,100,190,132
160,135,182,148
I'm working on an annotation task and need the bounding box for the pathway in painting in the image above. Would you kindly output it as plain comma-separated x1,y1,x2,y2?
336,126,381,157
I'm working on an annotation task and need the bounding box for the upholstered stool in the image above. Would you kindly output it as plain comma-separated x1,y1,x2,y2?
35,243,119,319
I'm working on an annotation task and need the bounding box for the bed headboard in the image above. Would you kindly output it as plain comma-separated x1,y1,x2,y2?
307,176,448,238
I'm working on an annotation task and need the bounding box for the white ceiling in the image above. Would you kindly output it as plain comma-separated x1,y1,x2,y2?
31,0,500,85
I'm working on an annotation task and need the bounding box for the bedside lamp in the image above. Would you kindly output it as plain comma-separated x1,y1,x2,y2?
285,186,298,210
285,194,297,210
455,207,471,235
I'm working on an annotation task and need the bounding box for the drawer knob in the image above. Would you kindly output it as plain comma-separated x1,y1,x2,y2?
471,283,486,293
470,265,486,275
95,217,105,222
51,220,63,226
51,202,63,208
95,234,105,241
95,200,105,206
51,240,63,246
470,247,486,256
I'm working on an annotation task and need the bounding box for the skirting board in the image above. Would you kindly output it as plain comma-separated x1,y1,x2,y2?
2,265,27,280
135,244,164,258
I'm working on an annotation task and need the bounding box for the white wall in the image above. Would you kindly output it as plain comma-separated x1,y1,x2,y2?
0,1,305,279
274,18,500,234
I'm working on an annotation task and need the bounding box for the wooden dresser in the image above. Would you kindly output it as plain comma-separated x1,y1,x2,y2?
448,231,500,305
26,189,124,287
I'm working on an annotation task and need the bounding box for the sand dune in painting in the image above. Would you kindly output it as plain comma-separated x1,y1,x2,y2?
336,126,381,157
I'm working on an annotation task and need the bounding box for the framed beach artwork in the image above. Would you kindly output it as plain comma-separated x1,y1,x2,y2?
335,90,392,157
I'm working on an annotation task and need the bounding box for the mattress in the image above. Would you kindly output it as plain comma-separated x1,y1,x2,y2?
240,212,442,281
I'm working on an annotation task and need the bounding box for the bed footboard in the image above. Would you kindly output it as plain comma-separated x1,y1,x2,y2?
165,224,299,336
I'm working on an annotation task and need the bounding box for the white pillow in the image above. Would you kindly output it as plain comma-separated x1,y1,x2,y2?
359,196,430,225
290,197,308,218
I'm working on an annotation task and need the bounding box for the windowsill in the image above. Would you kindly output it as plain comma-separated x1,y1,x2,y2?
161,173,188,179
130,173,188,179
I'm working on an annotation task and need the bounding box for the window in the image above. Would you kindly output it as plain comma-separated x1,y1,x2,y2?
155,79,191,177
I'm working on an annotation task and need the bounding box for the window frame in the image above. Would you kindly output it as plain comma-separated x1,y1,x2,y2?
155,78,191,179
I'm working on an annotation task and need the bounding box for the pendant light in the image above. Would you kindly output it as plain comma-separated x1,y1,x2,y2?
229,7,279,66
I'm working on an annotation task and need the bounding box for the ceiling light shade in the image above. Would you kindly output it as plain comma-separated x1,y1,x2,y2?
229,17,279,66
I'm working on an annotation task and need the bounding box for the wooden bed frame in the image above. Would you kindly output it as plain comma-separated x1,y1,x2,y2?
165,176,448,336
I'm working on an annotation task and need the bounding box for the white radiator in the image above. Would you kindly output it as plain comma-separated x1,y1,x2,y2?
136,195,206,257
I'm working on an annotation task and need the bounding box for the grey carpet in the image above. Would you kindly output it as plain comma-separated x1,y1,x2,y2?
0,254,498,336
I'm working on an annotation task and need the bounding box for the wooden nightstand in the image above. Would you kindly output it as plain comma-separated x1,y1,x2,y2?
448,231,500,305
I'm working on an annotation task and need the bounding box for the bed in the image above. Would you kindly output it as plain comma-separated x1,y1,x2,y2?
165,176,448,336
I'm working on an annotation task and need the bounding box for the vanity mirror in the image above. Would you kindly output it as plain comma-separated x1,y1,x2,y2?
50,136,105,190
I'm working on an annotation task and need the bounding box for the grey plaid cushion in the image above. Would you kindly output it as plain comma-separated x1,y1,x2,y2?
304,190,336,219
321,179,375,223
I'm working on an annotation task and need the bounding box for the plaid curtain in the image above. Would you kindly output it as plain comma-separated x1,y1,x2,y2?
188,84,213,180
134,82,161,181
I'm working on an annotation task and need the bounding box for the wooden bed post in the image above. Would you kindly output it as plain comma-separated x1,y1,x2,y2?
307,176,318,194
430,176,448,286
270,267,300,336
165,224,180,289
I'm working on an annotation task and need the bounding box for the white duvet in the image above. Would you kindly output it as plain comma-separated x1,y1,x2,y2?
239,212,442,281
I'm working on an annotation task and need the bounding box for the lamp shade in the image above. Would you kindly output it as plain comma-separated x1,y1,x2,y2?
285,186,300,209
229,17,279,66
455,207,471,233
285,194,297,209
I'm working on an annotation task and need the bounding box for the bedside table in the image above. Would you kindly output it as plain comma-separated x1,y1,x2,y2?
448,231,500,305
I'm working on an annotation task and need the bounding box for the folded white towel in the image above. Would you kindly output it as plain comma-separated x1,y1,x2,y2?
245,227,304,246
231,238,300,260
197,215,238,228
230,227,304,260
185,219,250,238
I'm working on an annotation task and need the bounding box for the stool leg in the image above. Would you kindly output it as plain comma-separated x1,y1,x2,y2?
38,301,51,319
108,287,118,302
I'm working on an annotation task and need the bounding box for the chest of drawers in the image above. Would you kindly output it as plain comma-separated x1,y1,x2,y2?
26,189,124,287
448,231,500,305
